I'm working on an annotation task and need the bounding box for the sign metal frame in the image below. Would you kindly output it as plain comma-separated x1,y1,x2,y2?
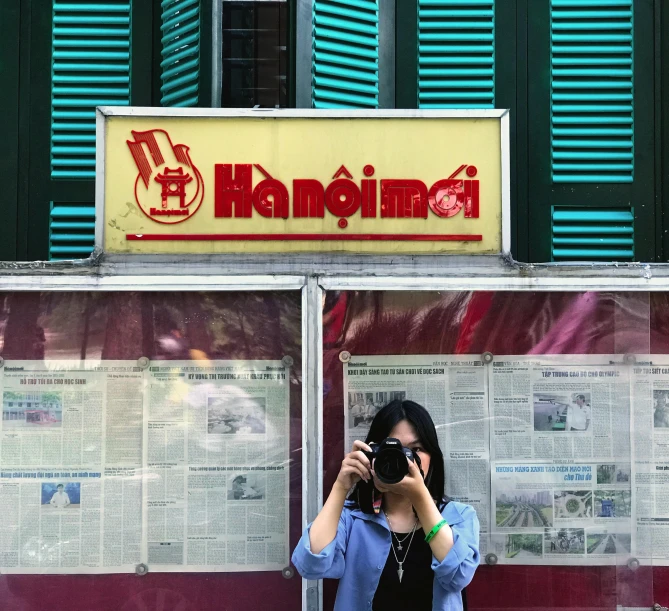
95,107,511,258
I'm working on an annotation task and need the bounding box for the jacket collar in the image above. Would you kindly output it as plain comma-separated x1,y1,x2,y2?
349,499,465,528
350,508,390,529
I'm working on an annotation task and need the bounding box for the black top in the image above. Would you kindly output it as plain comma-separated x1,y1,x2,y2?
372,528,434,611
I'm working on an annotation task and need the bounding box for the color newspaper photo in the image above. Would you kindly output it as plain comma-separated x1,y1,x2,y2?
496,490,553,527
586,532,631,555
533,392,591,432
544,528,585,555
554,491,593,519
594,490,632,518
2,391,63,429
596,464,630,485
504,534,543,560
41,482,81,510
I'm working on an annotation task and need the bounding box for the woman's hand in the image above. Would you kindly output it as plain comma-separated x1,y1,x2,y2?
372,456,427,502
334,440,373,492
309,440,371,554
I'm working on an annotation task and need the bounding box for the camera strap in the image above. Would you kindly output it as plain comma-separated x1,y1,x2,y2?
372,488,382,515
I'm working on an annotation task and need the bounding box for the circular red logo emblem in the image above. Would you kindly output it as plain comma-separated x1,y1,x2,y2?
127,129,205,225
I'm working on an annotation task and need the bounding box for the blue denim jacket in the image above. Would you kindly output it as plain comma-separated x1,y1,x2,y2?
291,500,480,611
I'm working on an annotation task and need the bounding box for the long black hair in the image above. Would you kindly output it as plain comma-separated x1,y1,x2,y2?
349,400,446,513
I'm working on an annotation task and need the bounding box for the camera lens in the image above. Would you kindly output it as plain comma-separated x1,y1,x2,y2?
375,448,409,484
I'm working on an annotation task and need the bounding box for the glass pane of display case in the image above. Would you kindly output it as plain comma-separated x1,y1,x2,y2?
321,290,657,611
0,291,303,610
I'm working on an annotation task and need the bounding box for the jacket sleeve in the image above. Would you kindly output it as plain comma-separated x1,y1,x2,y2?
431,504,480,592
291,509,351,580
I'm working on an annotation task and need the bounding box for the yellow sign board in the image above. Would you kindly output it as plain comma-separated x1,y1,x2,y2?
99,109,509,255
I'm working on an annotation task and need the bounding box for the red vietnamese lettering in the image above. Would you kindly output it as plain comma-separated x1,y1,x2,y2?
464,178,479,218
428,179,464,218
361,165,376,217
293,179,324,218
361,179,376,218
214,164,252,218
429,164,479,218
332,165,353,180
149,208,189,216
210,162,480,221
325,179,361,217
380,180,428,218
253,179,289,218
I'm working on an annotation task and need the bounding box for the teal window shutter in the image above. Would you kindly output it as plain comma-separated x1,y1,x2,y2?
160,0,201,107
527,0,654,263
550,0,634,184
551,206,634,260
49,0,132,260
49,202,96,260
417,0,495,109
312,0,379,108
51,1,131,179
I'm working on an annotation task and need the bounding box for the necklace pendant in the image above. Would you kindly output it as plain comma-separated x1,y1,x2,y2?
397,544,403,550
397,565,404,583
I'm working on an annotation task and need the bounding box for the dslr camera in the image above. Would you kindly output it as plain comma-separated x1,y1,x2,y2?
364,438,423,484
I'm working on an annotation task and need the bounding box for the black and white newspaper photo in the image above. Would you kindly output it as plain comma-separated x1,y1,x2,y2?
0,360,144,574
630,360,669,565
143,360,290,572
489,355,632,565
344,354,490,558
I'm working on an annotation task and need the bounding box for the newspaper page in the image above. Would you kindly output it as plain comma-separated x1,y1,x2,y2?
344,355,490,558
630,360,669,565
0,360,143,574
489,355,632,565
144,360,290,572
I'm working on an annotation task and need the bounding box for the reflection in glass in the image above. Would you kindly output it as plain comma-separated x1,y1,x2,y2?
0,292,301,363
322,290,653,610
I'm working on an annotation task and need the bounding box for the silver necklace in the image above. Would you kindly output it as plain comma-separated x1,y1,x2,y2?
383,511,417,550
383,511,418,583
393,530,414,548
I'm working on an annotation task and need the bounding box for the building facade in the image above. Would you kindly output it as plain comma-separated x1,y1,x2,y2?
2,0,668,262
1,2,669,611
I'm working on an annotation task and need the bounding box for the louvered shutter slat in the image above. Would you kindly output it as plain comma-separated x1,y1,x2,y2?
418,0,495,109
49,203,97,261
312,0,379,109
552,207,634,260
49,0,131,260
160,0,200,107
313,51,377,71
550,0,634,184
51,0,130,180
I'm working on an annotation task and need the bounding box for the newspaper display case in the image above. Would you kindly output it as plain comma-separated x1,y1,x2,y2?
0,109,667,610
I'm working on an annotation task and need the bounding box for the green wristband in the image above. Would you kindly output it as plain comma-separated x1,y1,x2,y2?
425,519,448,543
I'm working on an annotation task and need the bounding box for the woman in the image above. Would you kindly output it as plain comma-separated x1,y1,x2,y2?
292,400,479,610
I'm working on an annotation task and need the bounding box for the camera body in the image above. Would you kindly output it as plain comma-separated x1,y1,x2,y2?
364,437,423,484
